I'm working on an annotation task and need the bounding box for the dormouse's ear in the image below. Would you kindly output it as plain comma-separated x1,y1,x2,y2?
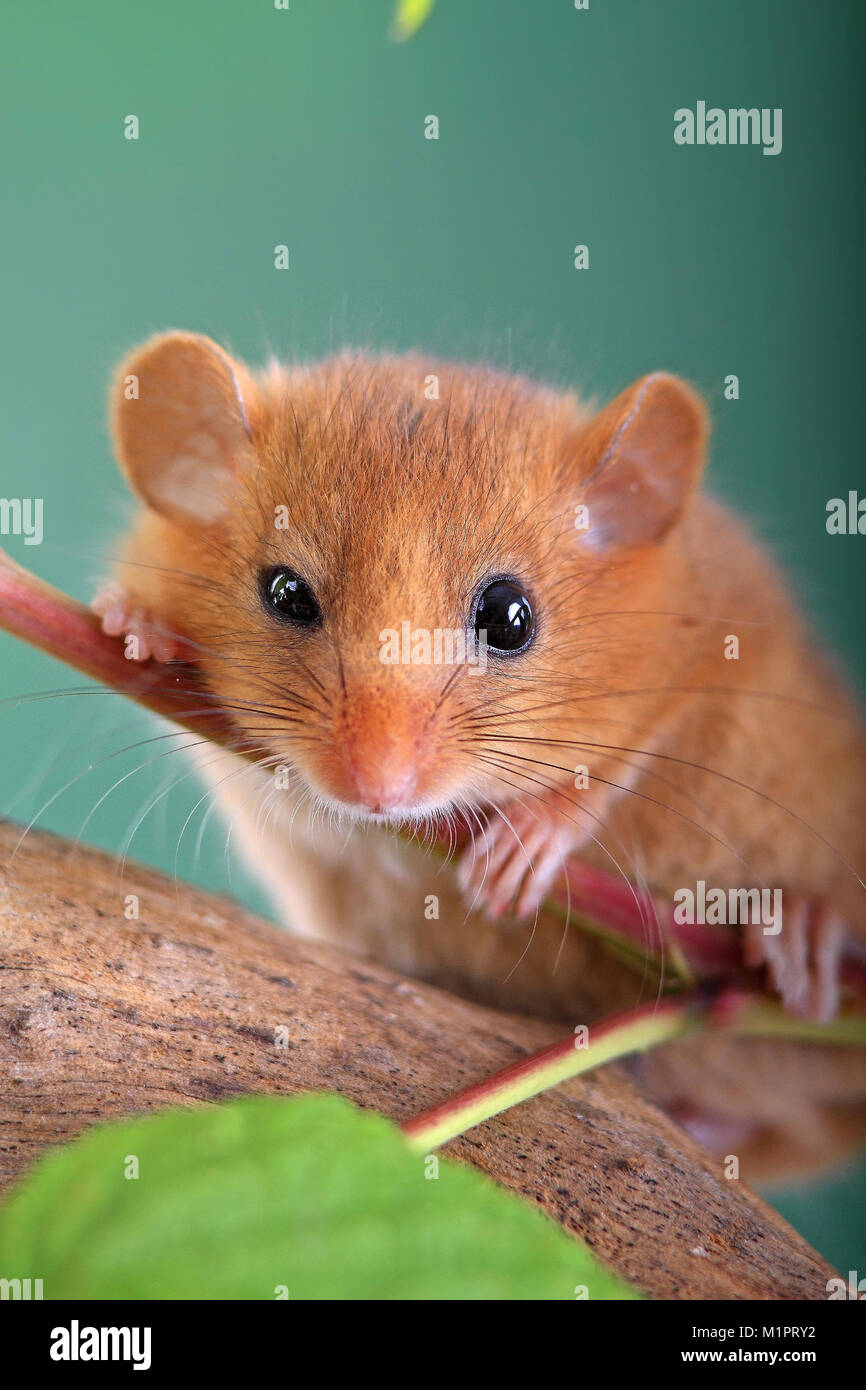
111,332,256,527
576,373,707,551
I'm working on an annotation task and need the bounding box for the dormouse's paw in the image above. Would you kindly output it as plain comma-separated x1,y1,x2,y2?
91,586,186,664
456,797,583,921
743,897,846,1024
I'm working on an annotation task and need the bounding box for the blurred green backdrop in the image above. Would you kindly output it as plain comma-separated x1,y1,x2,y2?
1,0,864,1277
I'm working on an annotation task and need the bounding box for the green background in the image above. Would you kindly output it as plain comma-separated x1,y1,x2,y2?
1,0,864,1277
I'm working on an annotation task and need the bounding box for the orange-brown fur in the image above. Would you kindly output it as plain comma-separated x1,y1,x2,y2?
102,335,866,1181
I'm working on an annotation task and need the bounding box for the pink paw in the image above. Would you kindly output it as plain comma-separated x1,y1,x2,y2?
743,897,846,1023
456,799,581,921
91,586,185,664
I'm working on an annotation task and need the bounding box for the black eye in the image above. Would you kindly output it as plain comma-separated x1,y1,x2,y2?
473,578,534,654
261,567,322,627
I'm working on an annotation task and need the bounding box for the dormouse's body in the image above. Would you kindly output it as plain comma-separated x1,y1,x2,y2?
96,333,866,1179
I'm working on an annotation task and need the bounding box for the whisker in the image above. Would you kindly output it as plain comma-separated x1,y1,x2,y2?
489,743,771,894
497,736,865,897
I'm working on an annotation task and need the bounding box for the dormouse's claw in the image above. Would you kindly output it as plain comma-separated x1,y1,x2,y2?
744,897,846,1023
456,802,580,922
91,587,185,664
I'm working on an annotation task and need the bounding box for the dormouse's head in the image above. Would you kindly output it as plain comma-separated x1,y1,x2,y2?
111,333,707,828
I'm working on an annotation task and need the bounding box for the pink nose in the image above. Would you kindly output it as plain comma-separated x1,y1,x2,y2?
324,687,426,813
348,756,418,812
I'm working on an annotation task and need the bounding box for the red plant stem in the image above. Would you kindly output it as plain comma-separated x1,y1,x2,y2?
0,548,239,745
558,858,740,978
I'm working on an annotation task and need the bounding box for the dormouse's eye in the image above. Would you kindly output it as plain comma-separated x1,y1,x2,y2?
473,578,534,654
261,567,322,627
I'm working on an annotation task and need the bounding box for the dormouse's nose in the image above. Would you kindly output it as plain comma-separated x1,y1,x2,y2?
346,744,418,812
335,688,424,813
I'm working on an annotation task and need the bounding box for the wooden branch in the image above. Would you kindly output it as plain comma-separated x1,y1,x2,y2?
0,819,835,1299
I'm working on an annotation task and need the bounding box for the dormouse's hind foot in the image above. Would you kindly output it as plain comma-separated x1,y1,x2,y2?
91,585,187,664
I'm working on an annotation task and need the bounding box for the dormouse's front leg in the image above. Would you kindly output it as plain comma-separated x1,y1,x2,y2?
743,899,849,1024
457,784,591,921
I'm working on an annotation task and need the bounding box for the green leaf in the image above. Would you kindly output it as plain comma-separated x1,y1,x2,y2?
0,1093,638,1300
391,0,436,42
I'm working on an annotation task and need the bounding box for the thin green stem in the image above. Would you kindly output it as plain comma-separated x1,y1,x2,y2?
401,988,866,1151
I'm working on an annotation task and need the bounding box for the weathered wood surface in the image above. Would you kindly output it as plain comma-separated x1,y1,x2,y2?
0,818,835,1299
